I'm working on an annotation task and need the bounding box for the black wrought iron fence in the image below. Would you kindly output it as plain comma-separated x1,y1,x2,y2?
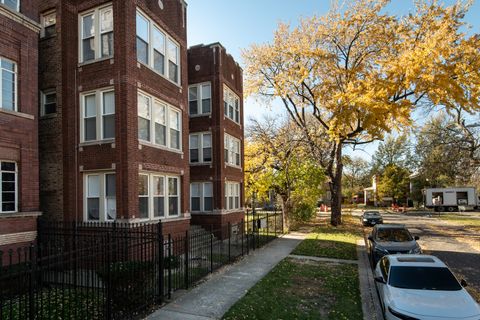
0,211,283,320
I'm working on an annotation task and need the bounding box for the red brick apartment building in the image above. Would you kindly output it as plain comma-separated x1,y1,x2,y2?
188,44,245,231
34,0,245,236
0,0,41,251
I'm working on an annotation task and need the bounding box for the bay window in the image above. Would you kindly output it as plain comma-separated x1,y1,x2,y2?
81,88,115,142
0,57,16,111
138,91,181,151
189,83,211,116
85,173,116,221
0,161,17,213
138,173,180,219
79,5,114,63
223,86,240,124
136,10,181,85
189,132,212,164
190,182,213,212
224,134,241,167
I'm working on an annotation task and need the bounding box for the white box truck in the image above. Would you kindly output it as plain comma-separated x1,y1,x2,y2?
425,187,479,212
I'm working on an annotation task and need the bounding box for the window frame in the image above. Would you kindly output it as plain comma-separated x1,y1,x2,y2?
80,87,115,143
224,133,241,168
40,90,57,117
137,90,182,152
0,57,17,112
225,181,241,210
78,4,114,63
40,10,56,38
1,0,19,12
0,161,18,214
83,172,116,222
138,173,181,220
223,85,240,124
190,182,213,212
188,82,211,116
136,9,181,85
189,132,212,164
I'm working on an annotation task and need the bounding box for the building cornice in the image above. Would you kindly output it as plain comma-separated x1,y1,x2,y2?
0,4,41,33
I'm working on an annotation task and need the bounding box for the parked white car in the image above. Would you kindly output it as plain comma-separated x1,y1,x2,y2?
374,254,480,320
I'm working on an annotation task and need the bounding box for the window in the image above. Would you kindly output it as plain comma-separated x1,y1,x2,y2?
1,0,19,12
0,58,16,111
190,182,213,212
81,89,115,142
41,91,56,116
85,173,116,221
137,91,182,151
138,173,180,219
79,5,113,63
0,161,17,213
189,133,212,164
189,83,211,116
223,86,240,123
41,11,56,37
224,134,241,167
136,10,181,84
225,182,241,210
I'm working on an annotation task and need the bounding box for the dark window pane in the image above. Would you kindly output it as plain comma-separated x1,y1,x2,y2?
235,197,239,209
139,197,149,218
2,192,15,202
45,25,55,37
168,61,178,83
203,148,211,162
83,38,95,61
191,197,200,211
376,229,413,242
137,38,148,64
169,197,178,216
224,102,228,116
44,102,56,115
235,110,240,123
229,197,233,210
2,172,15,182
224,149,228,163
204,197,213,211
85,118,96,141
87,198,100,220
2,182,15,192
103,114,115,139
389,266,462,291
190,149,199,163
153,197,165,217
170,129,179,149
101,32,113,57
138,117,150,141
229,105,234,119
189,101,198,115
154,51,165,74
236,154,240,166
202,99,211,114
106,174,116,197
2,203,15,212
155,123,166,145
1,162,15,171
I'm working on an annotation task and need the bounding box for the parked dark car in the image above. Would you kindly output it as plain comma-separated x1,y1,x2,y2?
368,224,421,267
361,211,383,226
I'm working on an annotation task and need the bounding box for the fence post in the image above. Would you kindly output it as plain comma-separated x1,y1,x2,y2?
157,222,164,303
241,219,244,256
274,209,277,237
28,244,36,320
184,229,189,289
106,231,112,320
168,234,172,300
210,226,213,272
228,222,231,262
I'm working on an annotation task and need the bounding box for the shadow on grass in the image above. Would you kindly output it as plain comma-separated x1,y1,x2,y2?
293,239,358,261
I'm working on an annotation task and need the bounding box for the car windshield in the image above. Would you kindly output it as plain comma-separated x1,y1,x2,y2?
376,228,413,242
365,212,380,217
389,266,462,291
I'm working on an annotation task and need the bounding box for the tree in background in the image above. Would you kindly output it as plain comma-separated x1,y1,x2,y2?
245,117,325,230
342,156,370,203
243,0,480,225
371,134,414,174
377,164,411,205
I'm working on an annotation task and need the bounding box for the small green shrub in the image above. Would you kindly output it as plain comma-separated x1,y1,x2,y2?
291,202,316,223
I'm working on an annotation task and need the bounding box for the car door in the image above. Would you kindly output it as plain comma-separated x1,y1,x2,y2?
376,256,390,311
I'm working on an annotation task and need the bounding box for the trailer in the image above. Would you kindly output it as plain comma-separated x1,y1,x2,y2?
425,187,478,212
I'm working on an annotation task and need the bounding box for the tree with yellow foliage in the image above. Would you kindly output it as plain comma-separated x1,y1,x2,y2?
243,0,480,225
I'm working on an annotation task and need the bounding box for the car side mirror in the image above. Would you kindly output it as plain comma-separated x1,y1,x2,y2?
414,236,420,240
368,235,374,241
461,279,468,287
374,276,386,284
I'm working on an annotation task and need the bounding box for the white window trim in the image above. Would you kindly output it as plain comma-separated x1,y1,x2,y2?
137,90,182,152
223,85,240,124
78,4,114,63
83,172,116,222
40,90,56,117
0,161,18,214
40,10,56,38
0,57,17,112
138,172,181,220
190,182,213,212
224,133,241,168
189,132,212,164
80,87,115,143
0,0,19,12
136,8,181,86
225,181,240,211
188,82,211,116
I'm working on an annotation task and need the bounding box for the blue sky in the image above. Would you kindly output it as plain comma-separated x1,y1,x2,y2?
187,0,480,160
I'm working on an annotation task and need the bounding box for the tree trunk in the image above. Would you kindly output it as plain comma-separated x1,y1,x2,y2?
329,143,343,226
280,194,291,232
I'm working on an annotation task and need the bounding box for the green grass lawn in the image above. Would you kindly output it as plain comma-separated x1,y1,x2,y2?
292,216,363,260
222,258,362,320
436,214,480,228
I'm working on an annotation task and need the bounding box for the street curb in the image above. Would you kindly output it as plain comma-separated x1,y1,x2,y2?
357,239,384,320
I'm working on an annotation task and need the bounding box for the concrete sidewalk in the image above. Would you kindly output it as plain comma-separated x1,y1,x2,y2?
146,233,305,320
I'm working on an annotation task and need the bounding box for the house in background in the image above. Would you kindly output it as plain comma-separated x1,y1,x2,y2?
188,43,244,233
0,0,41,252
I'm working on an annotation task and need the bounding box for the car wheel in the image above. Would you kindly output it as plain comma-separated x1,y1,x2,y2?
447,206,455,212
438,206,445,212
